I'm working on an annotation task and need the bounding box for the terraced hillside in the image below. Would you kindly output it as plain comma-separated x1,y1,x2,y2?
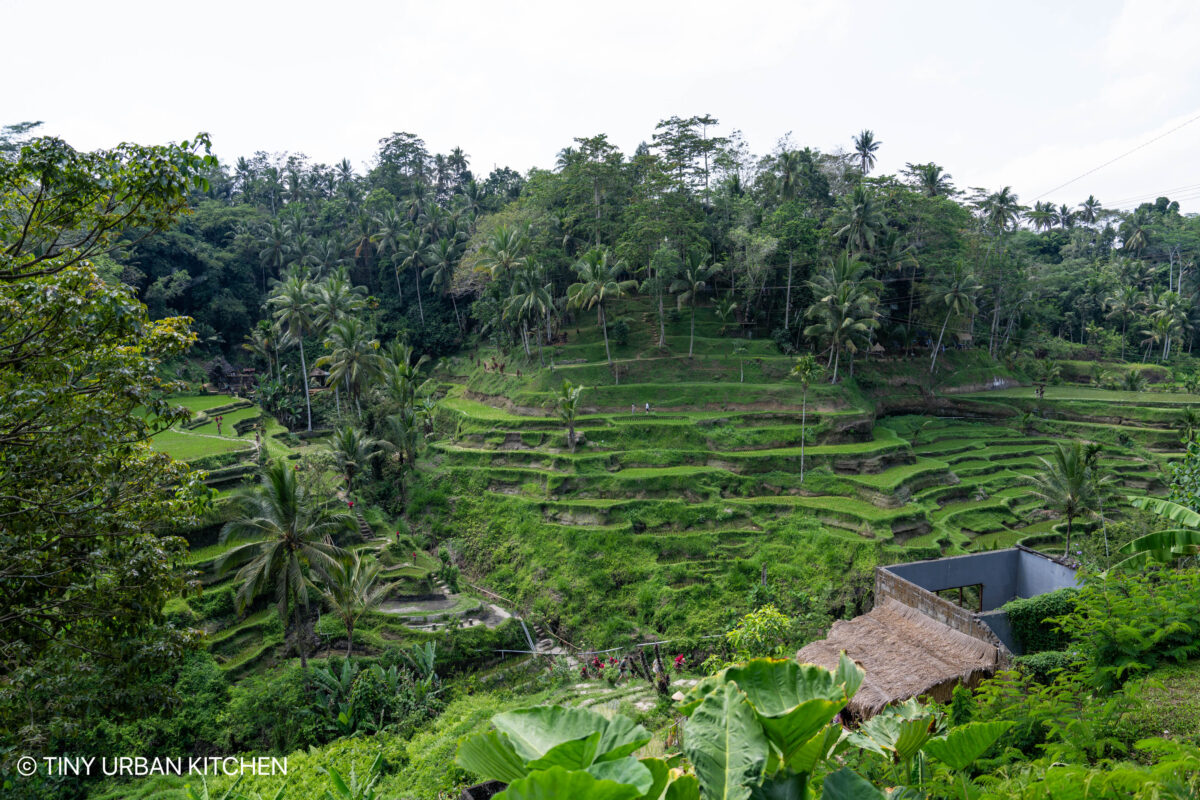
427,301,1190,646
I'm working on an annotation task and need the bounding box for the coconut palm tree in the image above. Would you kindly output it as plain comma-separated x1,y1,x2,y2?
316,554,396,662
218,461,351,668
567,248,637,374
394,228,429,325
243,319,282,382
505,265,554,363
475,225,530,279
316,317,383,417
371,208,408,298
555,379,584,453
326,425,387,490
902,162,955,197
257,218,288,292
670,250,721,357
1079,195,1102,226
268,270,317,431
316,552,396,658
803,253,879,383
1023,441,1109,558
927,262,981,375
852,129,882,175
423,236,464,329
790,354,822,482
832,184,886,255
1104,284,1140,361
313,267,368,331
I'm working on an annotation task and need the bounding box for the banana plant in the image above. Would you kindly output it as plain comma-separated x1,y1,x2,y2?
1109,497,1200,571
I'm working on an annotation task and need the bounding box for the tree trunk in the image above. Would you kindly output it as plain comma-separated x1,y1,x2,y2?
800,388,807,482
346,620,354,658
1120,316,1127,361
395,265,403,300
931,312,951,375
657,290,666,347
831,347,840,384
568,423,576,453
521,323,531,357
414,266,426,324
335,385,341,418
601,305,612,366
785,254,793,330
298,341,313,431
689,305,696,357
451,292,461,331
1063,514,1073,559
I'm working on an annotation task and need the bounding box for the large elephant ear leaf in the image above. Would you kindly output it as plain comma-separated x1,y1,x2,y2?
664,774,701,800
821,768,886,800
595,712,653,762
834,651,864,699
455,730,529,784
636,758,672,800
527,731,602,771
677,673,727,716
923,721,1012,771
494,706,642,765
723,659,847,764
891,717,936,763
586,757,655,795
784,723,846,775
683,682,769,800
495,766,643,800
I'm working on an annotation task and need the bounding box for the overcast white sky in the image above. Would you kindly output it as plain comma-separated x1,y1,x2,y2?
6,0,1200,211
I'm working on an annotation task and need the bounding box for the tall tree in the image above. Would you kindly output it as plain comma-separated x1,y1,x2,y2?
567,248,637,375
1023,441,1109,559
789,354,822,482
852,129,882,175
555,379,584,453
269,271,317,431
316,552,396,658
218,462,351,668
927,261,981,374
670,250,721,357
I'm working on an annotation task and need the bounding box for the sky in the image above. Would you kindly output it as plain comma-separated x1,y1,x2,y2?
6,0,1200,212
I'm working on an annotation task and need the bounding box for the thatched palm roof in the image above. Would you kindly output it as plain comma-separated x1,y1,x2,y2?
796,599,1000,719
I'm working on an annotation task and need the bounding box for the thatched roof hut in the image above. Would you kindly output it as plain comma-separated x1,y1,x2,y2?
796,599,1000,719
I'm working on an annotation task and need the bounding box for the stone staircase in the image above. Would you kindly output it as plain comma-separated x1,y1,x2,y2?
355,512,375,543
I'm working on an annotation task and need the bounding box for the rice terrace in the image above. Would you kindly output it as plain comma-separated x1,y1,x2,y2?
6,4,1200,798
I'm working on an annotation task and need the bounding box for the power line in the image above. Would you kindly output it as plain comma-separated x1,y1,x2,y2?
1033,110,1200,201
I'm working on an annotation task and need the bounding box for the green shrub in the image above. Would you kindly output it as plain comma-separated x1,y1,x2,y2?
1015,650,1078,683
219,664,325,753
1003,587,1078,654
1055,568,1200,690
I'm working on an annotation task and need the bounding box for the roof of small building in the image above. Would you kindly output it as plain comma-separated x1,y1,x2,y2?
796,598,1000,719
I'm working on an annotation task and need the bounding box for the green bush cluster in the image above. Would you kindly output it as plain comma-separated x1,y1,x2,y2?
1003,587,1078,654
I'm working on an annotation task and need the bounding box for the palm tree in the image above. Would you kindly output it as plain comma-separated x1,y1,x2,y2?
902,162,954,197
1023,441,1107,558
1079,195,1102,226
372,208,408,299
926,262,981,375
977,187,1023,235
423,236,464,329
1025,201,1055,232
790,354,822,482
567,248,637,374
218,461,351,668
832,184,886,255
505,265,554,363
316,318,383,418
1104,285,1140,361
257,219,288,292
243,319,282,382
326,425,387,490
803,253,879,383
316,552,396,658
555,380,583,453
1055,204,1075,229
475,225,530,279
670,250,721,357
313,268,368,331
268,270,317,431
396,229,429,325
852,129,882,175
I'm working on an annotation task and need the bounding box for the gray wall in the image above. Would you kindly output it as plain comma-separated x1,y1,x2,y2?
979,610,1019,654
885,550,1019,611
1016,550,1079,597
